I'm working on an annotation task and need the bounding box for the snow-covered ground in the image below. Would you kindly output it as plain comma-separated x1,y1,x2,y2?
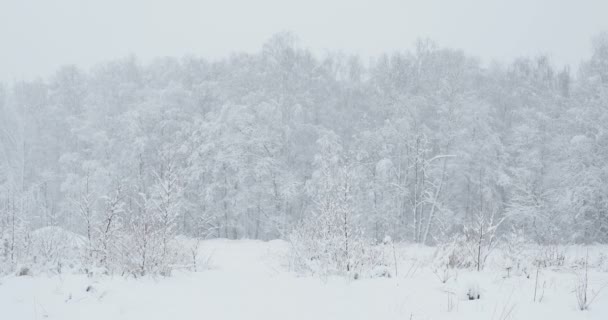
1,239,608,320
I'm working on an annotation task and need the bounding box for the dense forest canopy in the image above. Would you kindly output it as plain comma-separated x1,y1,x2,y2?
1,32,608,265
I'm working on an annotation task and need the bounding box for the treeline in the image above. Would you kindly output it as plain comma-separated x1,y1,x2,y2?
1,32,608,273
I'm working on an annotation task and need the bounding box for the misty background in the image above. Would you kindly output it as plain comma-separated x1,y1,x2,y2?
2,0,608,82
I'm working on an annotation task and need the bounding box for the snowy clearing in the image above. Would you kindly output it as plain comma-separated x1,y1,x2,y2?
3,3,608,320
2,239,607,320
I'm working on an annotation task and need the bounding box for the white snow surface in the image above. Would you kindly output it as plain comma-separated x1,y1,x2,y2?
2,239,608,320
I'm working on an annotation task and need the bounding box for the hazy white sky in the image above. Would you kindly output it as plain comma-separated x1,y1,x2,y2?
1,0,607,82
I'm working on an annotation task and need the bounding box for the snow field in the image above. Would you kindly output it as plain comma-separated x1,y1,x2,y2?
1,239,608,320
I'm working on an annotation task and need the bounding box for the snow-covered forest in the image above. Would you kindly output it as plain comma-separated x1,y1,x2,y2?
3,32,608,263
2,29,608,319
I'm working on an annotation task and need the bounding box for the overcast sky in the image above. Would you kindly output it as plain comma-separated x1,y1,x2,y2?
1,0,607,82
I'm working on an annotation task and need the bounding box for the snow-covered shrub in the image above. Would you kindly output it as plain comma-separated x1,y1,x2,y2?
118,231,175,277
370,264,392,278
376,236,399,278
432,262,455,284
466,281,481,300
289,211,386,278
172,236,213,272
119,188,182,277
29,226,86,274
500,228,531,276
93,184,126,275
290,218,383,278
432,239,465,283
574,252,606,311
433,235,475,271
462,208,504,271
595,251,608,272
16,266,31,276
0,190,32,275
534,244,565,268
290,135,387,278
